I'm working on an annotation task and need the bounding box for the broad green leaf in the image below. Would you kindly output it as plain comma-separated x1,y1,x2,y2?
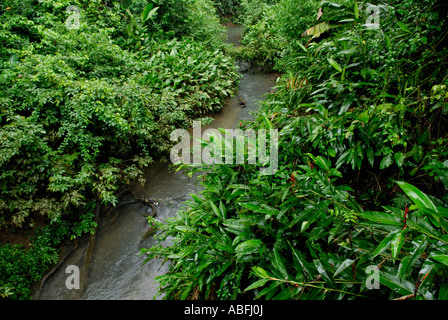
391,230,406,261
244,278,270,291
372,230,400,258
354,1,359,19
302,22,332,38
315,156,330,171
273,249,289,279
333,259,355,277
235,239,263,255
438,283,448,300
252,266,271,279
403,238,428,278
397,256,411,279
209,200,221,218
313,259,335,288
219,200,226,220
407,217,443,242
142,4,159,22
141,3,153,21
380,271,414,295
359,211,402,226
288,241,316,280
432,254,448,266
327,58,343,73
240,202,277,215
380,154,393,169
394,152,405,167
397,21,410,33
396,181,437,212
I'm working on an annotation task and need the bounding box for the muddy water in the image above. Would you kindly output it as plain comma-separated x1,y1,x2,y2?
36,25,280,300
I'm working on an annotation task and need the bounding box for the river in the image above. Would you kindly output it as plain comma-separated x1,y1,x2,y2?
36,24,280,300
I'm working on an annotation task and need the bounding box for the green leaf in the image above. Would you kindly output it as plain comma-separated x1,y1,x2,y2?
380,271,414,295
391,230,406,261
432,254,448,266
209,200,222,219
252,266,271,279
244,278,270,291
397,21,410,33
302,22,332,38
235,239,263,255
406,217,444,242
372,230,400,258
380,154,393,169
394,152,405,167
438,283,448,300
396,181,437,212
333,259,355,277
359,211,402,226
288,241,316,280
273,249,289,279
327,58,343,73
141,4,159,22
313,259,335,288
403,238,428,278
397,256,411,279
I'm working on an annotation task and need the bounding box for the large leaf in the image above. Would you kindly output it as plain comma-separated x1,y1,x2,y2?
327,57,343,73
235,239,263,256
141,4,159,22
244,278,270,292
272,249,289,279
371,230,400,258
431,254,448,266
313,259,335,288
380,154,393,169
390,230,406,261
396,181,437,212
252,266,271,279
402,238,428,278
333,258,355,277
406,216,444,242
380,271,414,295
438,283,448,300
359,211,402,226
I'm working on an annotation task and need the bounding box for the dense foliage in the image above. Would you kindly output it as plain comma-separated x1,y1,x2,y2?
0,0,239,299
143,0,448,300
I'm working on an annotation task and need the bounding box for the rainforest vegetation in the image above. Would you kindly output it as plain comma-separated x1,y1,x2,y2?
143,0,448,300
1,0,448,301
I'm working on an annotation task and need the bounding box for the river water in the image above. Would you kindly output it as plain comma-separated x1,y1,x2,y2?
36,24,280,300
